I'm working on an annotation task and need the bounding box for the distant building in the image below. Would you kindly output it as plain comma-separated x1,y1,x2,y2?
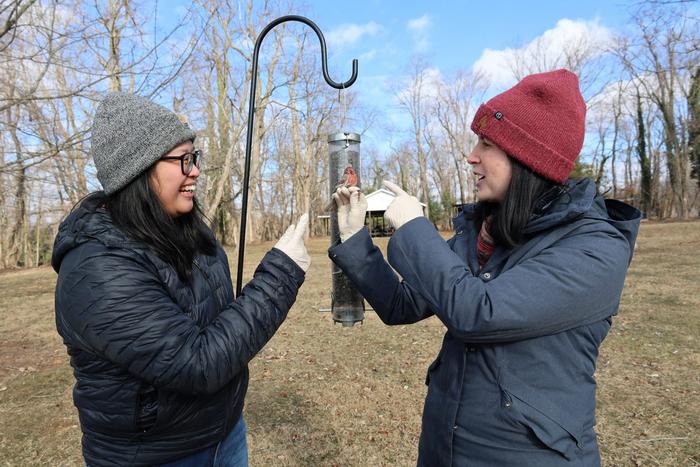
318,188,427,237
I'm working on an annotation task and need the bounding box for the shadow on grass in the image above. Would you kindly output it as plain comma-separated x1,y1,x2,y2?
245,386,343,465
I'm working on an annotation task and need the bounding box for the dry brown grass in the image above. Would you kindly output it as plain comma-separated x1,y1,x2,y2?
0,221,698,466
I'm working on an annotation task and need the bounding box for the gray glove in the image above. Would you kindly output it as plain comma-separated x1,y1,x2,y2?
274,213,311,272
382,180,424,230
333,186,367,242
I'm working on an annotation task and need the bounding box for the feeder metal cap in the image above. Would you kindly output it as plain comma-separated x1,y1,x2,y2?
328,132,360,143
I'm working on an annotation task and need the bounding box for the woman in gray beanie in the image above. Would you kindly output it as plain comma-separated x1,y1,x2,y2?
52,93,310,466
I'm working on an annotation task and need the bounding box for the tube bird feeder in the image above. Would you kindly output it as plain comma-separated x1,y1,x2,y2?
328,132,365,327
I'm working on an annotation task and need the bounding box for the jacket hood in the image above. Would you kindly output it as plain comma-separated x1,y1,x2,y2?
454,178,641,261
543,179,641,261
599,198,641,254
51,192,136,273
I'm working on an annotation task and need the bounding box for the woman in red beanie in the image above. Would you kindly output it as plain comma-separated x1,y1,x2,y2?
330,69,641,466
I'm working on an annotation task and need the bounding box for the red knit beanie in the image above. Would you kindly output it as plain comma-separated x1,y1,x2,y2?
470,69,586,183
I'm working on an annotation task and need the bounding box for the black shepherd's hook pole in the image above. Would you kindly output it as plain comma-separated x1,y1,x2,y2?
236,15,358,296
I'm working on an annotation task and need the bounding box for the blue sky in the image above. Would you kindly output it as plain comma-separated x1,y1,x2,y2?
308,0,632,83
159,1,639,98
290,1,640,153
160,0,659,159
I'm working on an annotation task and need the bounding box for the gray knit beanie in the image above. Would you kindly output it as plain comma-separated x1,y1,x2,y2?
91,92,196,194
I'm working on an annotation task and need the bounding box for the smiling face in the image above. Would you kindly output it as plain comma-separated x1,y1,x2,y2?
467,136,513,203
150,141,199,217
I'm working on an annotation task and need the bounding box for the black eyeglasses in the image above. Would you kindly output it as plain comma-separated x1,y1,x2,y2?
160,149,201,175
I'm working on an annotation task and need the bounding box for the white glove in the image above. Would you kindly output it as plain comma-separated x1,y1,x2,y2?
333,186,367,242
274,213,311,272
382,180,424,230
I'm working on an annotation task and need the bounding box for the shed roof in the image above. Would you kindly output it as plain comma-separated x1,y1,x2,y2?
365,188,427,212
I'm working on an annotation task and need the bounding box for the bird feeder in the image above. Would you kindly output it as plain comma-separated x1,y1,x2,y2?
328,132,365,327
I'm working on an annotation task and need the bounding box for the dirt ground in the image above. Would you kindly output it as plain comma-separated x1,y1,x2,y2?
0,220,698,466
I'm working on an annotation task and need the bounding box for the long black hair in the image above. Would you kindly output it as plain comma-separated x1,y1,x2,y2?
480,157,564,248
103,168,217,282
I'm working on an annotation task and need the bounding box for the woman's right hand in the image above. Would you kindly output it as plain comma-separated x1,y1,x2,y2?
382,181,423,230
274,214,311,272
333,186,367,242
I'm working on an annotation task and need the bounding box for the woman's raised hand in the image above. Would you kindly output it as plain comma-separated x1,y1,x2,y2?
382,181,424,230
274,213,311,272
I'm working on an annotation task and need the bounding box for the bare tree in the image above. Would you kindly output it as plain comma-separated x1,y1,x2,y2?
394,57,434,216
615,3,699,217
507,21,611,96
0,0,199,267
435,70,487,205
0,0,39,52
636,87,652,217
690,66,700,187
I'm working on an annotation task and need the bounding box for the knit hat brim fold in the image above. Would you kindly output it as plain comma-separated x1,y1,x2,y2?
469,69,586,184
471,103,574,184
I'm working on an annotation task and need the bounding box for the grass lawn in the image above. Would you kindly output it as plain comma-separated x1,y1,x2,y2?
0,220,698,466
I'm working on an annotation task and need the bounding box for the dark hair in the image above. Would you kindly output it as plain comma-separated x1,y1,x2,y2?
104,169,217,282
481,158,563,248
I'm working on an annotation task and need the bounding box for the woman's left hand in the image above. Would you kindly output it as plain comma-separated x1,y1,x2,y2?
334,186,367,242
383,181,424,230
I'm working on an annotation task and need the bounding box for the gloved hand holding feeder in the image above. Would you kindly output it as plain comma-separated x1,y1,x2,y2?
333,186,368,242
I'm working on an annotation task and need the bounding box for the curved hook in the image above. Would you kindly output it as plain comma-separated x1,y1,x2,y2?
255,15,358,89
236,15,358,295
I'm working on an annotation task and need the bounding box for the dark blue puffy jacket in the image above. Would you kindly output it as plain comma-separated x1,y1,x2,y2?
330,179,640,466
52,194,305,466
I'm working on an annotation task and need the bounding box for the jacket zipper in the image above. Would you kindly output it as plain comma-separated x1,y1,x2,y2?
193,258,209,279
193,258,218,296
193,257,233,435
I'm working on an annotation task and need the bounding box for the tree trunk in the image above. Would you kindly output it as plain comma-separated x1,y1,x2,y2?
636,90,652,217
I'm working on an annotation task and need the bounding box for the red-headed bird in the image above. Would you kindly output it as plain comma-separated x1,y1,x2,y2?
325,165,359,211
336,165,358,189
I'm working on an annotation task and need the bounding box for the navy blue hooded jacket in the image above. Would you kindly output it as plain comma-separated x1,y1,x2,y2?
329,179,640,466
52,194,305,466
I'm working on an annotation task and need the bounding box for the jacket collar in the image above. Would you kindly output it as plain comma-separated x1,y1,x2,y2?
452,178,640,245
51,192,141,273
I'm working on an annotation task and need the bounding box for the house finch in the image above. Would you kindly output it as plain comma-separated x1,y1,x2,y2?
336,165,358,189
325,165,359,211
